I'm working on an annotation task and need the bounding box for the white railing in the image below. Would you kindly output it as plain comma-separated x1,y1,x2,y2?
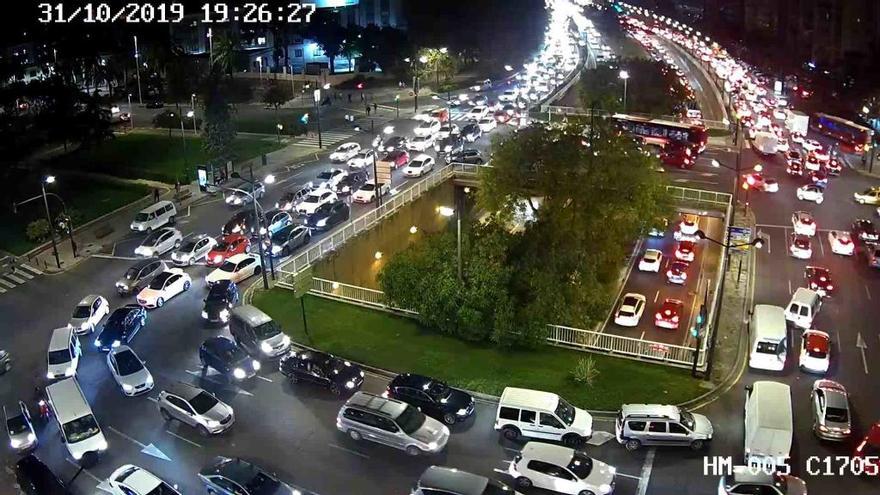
665,185,732,207
276,165,456,288
311,277,418,315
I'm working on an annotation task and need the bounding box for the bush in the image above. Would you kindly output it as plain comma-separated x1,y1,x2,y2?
570,356,600,387
25,219,50,242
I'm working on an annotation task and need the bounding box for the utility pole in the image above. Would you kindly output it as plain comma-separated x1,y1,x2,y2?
313,89,322,149
250,163,270,289
40,180,61,269
133,36,143,105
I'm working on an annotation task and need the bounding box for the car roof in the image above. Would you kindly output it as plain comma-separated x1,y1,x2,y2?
76,295,101,307
203,336,235,352
521,442,574,465
129,258,160,270
621,404,681,420
48,327,72,351
163,382,205,401
230,305,271,327
114,466,162,492
344,391,407,418
730,466,773,483
418,466,488,495
499,387,559,410
390,373,433,388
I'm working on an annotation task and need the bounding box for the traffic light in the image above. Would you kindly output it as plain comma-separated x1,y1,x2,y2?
691,304,707,338
300,113,309,124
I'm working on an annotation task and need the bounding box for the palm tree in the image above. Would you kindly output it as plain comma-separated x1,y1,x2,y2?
211,36,239,79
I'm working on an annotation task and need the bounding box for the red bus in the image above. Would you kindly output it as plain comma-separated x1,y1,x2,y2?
613,114,709,152
812,113,873,153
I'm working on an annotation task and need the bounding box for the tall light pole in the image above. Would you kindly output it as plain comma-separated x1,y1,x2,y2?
619,70,630,111
313,89,322,148
133,36,143,105
127,93,134,130
438,206,461,282
190,94,197,135
435,47,447,91
256,57,263,80
41,176,61,269
207,28,214,62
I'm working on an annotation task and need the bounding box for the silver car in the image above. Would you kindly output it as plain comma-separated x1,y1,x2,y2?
134,227,182,257
811,379,851,441
67,294,110,335
171,234,217,266
158,384,234,436
107,346,154,396
336,391,449,456
5,401,36,452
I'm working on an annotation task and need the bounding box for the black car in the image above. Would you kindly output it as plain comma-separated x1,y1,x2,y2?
202,280,240,324
15,454,70,495
334,169,369,196
380,135,408,152
199,337,260,381
115,258,167,296
266,224,311,257
386,373,475,425
199,457,308,495
222,211,259,236
304,201,350,231
460,123,482,142
95,305,147,351
279,350,365,395
447,149,485,165
852,219,879,242
435,135,464,155
275,184,315,211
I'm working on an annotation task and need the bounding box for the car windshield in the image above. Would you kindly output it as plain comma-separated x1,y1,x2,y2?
303,195,320,204
555,398,576,426
361,184,376,191
189,391,219,415
483,480,513,495
143,231,163,244
115,350,143,376
396,405,427,434
219,261,237,272
123,267,139,280
72,304,91,318
426,381,450,400
179,240,197,252
215,240,231,250
48,350,70,365
253,320,282,340
317,171,333,179
7,415,29,435
807,345,828,359
826,406,849,423
148,274,171,289
244,472,281,495
134,212,150,222
680,411,696,429
61,414,100,443
756,341,779,354
567,453,594,479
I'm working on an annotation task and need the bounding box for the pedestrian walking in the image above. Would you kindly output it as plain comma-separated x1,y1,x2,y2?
153,188,160,203
174,181,180,195
348,93,352,103
373,103,378,113
366,105,371,116
360,92,365,102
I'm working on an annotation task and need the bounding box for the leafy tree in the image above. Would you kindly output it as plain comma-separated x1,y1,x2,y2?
25,219,50,242
307,10,347,74
262,80,288,110
211,36,241,79
201,73,237,169
73,90,113,148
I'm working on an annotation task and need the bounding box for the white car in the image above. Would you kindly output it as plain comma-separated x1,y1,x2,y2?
315,168,348,190
800,330,831,374
437,123,459,139
827,230,854,256
67,295,110,335
347,149,377,169
477,117,497,132
295,189,338,215
134,227,182,257
775,137,789,153
678,213,699,236
413,119,441,137
107,346,154,396
802,139,822,152
796,184,825,204
170,234,217,266
789,233,813,259
614,293,646,327
407,134,436,152
329,142,361,162
813,147,830,162
499,89,518,102
508,442,616,495
638,249,663,272
792,211,817,236
352,182,391,204
466,105,489,120
105,464,180,495
403,155,435,178
136,268,192,309
205,254,261,286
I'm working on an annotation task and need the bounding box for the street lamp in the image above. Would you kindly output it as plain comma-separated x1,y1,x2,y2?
276,123,283,143
313,88,323,149
256,56,263,80
41,176,61,268
619,70,630,111
230,165,272,289
190,94,197,135
133,35,143,105
207,28,213,61
438,206,461,282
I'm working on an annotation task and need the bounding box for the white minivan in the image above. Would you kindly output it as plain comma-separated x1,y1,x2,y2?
749,305,787,371
784,288,821,329
45,378,108,461
130,200,177,232
494,387,593,446
47,327,81,380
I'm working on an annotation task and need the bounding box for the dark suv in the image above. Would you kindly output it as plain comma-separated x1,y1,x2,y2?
447,149,485,165
199,337,260,381
202,280,240,324
95,305,147,352
386,373,476,425
279,350,364,395
115,259,167,296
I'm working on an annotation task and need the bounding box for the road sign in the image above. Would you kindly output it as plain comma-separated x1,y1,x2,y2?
375,160,393,184
728,226,752,252
293,266,313,299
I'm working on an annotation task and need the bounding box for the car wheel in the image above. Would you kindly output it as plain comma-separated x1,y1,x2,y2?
254,266,262,275
442,412,457,425
690,439,705,450
578,491,596,495
516,477,532,489
198,425,211,437
288,373,300,384
405,445,421,456
349,429,361,441
160,408,172,421
563,433,584,447
183,281,191,291
625,439,642,451
282,246,290,257
858,198,865,204
156,298,164,308
304,234,311,245
816,197,824,204
329,383,342,396
502,426,520,441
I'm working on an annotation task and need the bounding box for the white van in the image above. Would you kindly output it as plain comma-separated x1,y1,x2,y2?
743,381,792,466
45,378,108,461
784,288,821,329
749,305,787,371
130,200,177,232
47,327,81,380
494,387,593,446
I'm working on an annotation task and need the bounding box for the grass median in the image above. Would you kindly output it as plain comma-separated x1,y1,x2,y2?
253,289,705,411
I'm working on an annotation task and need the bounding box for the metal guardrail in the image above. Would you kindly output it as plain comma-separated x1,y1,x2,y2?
665,186,731,207
546,324,697,367
537,106,729,130
311,277,418,316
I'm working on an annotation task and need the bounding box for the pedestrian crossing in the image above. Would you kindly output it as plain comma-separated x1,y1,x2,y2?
0,262,43,294
292,130,360,149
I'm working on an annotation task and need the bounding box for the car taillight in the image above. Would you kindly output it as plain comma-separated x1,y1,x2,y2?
827,285,833,290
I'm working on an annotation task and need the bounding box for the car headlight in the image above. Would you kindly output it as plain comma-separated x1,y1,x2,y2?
342,186,350,192
80,321,90,330
65,366,75,377
260,341,273,354
201,310,209,319
10,438,21,448
282,335,291,346
317,218,328,227
72,450,83,460
116,282,127,289
146,375,154,386
97,439,108,451
26,433,35,443
233,368,246,379
140,248,153,256
345,380,356,389
456,408,468,416
205,420,220,428
599,484,612,494
112,340,121,348
260,227,267,235
252,360,261,371
426,441,438,450
94,339,102,347
122,383,134,392
220,309,230,322
46,371,54,379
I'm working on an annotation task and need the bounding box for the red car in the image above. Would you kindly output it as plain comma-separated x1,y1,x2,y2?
206,235,250,267
786,161,804,177
804,266,834,297
666,261,689,285
826,157,842,175
675,241,696,262
854,422,880,475
383,150,410,169
654,298,683,329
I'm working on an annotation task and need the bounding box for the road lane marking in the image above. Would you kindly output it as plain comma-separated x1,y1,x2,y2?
328,443,370,459
639,331,645,340
107,425,148,449
866,285,872,300
91,254,141,261
184,370,255,396
166,430,203,448
818,236,825,257
146,396,158,403
788,280,792,295
836,332,842,350
636,448,656,495
257,375,273,382
653,290,659,303
857,333,869,375
615,472,643,480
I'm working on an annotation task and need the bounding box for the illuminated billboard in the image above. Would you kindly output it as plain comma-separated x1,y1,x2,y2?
315,0,359,7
